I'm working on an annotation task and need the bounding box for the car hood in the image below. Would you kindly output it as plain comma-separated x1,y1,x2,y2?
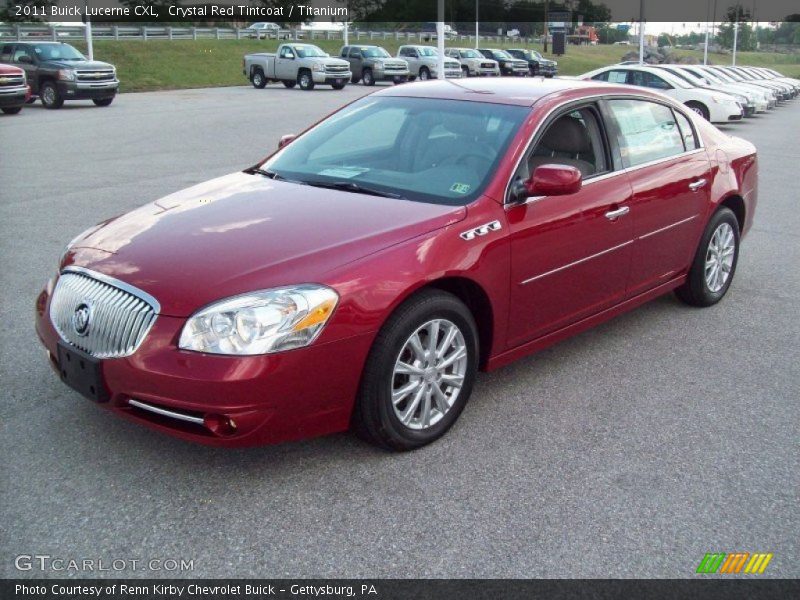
42,59,114,70
321,58,350,67
0,64,24,75
64,172,466,317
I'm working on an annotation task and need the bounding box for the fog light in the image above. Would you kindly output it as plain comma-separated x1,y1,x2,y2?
204,414,237,436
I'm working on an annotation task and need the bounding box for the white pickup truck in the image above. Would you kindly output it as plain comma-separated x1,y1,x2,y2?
243,43,352,91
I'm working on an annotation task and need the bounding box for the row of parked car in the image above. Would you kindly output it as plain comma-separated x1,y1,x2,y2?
0,41,118,115
243,43,558,91
578,63,799,123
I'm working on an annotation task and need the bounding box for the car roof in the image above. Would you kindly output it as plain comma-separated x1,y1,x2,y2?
372,77,662,107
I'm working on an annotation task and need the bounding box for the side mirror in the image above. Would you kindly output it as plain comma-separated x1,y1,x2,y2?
17,55,33,64
278,134,296,149
515,165,582,200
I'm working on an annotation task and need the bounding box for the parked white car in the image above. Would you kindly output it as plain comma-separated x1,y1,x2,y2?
397,45,462,80
444,48,500,77
246,22,283,40
652,64,766,115
685,65,777,109
580,64,744,123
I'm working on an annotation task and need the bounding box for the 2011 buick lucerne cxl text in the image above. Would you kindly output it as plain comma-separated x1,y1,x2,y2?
35,79,757,450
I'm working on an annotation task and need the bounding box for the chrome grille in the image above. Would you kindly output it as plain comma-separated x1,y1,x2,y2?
325,64,349,73
49,268,159,359
0,75,25,88
75,69,115,82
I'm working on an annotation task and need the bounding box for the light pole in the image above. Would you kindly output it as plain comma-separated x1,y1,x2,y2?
638,0,645,65
83,0,93,61
475,0,479,50
703,0,710,64
544,0,549,53
437,0,445,80
732,21,738,65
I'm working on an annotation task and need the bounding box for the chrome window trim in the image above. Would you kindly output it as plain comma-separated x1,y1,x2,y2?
504,92,706,208
62,266,161,314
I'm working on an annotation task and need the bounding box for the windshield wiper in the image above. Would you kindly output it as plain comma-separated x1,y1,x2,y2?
247,168,309,185
305,181,404,199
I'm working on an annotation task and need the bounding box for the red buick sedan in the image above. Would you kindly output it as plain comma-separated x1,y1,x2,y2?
35,78,757,450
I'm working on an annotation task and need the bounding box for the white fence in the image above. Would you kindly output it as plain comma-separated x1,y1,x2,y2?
0,24,526,45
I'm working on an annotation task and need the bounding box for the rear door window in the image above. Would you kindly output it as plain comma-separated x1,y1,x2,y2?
606,99,686,167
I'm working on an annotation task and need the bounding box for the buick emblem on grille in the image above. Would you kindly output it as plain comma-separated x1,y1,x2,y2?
72,303,92,337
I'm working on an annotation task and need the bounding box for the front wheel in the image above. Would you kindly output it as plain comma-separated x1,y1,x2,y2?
685,101,710,121
251,69,267,89
353,290,478,451
40,81,63,109
92,97,113,107
418,67,431,81
462,66,470,78
362,68,375,86
675,207,740,307
298,70,315,91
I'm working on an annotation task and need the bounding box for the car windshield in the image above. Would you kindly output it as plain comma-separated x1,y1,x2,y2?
460,49,481,58
295,45,327,58
32,43,84,61
418,47,438,57
260,96,528,206
363,47,391,58
508,50,526,57
492,50,512,59
531,51,543,59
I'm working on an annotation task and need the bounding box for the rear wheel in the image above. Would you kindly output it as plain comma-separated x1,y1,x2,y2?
362,68,375,86
251,69,267,89
675,207,740,307
685,101,710,121
298,69,315,91
282,80,296,88
2,106,22,115
92,98,113,107
353,290,478,451
40,81,63,109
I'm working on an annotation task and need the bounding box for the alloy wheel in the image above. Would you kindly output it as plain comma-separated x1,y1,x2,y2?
705,222,736,293
391,319,467,431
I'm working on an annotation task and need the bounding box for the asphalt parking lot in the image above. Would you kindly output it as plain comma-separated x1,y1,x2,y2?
1,84,798,579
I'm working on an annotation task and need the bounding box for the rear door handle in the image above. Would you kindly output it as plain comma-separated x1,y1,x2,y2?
689,178,707,191
604,206,630,220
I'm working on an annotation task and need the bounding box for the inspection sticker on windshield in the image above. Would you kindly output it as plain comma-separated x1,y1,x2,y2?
318,167,369,179
450,183,471,194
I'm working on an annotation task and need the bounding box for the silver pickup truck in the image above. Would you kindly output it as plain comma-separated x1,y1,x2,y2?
243,43,352,91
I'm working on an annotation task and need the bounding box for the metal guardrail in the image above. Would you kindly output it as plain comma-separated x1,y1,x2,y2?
0,24,526,44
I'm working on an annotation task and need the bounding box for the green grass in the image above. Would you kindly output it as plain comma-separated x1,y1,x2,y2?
69,39,800,93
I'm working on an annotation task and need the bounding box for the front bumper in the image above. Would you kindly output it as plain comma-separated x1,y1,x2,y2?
58,79,119,100
313,71,352,84
0,85,28,107
374,68,411,81
35,279,374,447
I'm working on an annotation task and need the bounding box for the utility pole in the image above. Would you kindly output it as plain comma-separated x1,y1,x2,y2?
732,21,739,65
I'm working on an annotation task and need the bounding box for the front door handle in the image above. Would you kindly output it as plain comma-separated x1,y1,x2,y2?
689,178,707,191
604,206,630,220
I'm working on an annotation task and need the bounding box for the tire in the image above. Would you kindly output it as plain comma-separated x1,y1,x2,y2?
362,68,375,86
331,82,346,90
352,290,479,451
418,67,431,81
40,81,63,109
282,80,296,88
685,101,710,121
298,69,314,91
2,106,22,115
461,66,469,78
25,97,37,104
351,75,361,84
675,207,740,307
92,98,113,107
251,69,267,89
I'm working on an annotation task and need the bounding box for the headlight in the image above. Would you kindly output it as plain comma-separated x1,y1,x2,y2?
312,63,325,72
57,69,75,81
178,285,339,355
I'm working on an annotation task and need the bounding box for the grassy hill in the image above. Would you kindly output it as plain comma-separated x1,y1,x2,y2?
69,39,800,93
